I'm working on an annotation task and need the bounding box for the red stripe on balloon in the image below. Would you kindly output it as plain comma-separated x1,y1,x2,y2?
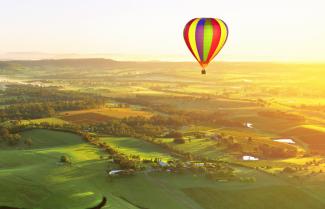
183,18,199,62
206,19,221,63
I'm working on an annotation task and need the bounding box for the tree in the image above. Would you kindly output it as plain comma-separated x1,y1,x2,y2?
165,131,183,138
60,155,71,164
24,138,33,146
173,138,185,144
282,166,295,173
0,127,10,139
247,137,253,144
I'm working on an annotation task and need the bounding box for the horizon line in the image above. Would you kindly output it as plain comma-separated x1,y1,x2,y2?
0,58,325,65
0,52,324,64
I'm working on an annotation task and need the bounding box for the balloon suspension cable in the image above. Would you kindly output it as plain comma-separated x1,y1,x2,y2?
201,69,206,75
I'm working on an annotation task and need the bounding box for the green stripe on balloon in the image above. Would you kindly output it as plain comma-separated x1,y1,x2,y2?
203,19,213,62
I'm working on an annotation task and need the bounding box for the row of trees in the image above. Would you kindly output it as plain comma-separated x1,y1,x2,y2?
1,84,104,104
257,143,297,158
116,96,242,127
81,132,143,170
0,85,106,121
94,115,184,137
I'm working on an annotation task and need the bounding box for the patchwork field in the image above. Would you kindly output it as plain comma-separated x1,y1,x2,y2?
2,129,305,209
60,107,152,124
1,60,325,208
2,127,325,209
0,129,194,209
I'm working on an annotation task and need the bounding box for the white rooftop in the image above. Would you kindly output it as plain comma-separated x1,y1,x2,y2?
273,139,295,144
108,170,124,175
242,155,259,161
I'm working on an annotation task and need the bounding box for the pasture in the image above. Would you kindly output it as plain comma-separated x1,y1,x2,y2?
100,136,174,161
2,128,304,209
60,107,152,124
0,129,193,209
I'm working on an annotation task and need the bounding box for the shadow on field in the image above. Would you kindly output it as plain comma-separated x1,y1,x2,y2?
0,196,107,209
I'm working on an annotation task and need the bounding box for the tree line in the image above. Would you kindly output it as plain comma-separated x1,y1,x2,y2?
0,85,105,121
116,96,242,127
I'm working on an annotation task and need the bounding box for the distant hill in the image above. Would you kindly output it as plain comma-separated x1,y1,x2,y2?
0,58,134,76
0,58,118,69
282,125,325,153
1,58,324,80
0,58,196,78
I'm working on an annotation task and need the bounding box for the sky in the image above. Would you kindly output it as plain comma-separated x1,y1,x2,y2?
0,0,324,62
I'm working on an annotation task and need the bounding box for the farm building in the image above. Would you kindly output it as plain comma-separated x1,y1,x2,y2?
108,170,124,176
158,160,168,167
273,139,295,144
244,122,253,128
242,155,259,161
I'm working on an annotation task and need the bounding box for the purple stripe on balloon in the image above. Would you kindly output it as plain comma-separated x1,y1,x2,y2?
195,18,205,62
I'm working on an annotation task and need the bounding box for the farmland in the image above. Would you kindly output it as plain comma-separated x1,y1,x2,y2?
1,59,325,208
100,136,174,161
60,107,152,124
0,129,300,209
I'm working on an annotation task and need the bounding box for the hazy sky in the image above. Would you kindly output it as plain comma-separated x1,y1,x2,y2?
0,0,325,62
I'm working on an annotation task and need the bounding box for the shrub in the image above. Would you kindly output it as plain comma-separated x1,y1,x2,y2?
60,155,71,164
282,166,295,173
173,138,185,144
165,131,183,138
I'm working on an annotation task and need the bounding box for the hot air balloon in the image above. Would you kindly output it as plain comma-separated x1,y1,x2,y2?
183,18,228,74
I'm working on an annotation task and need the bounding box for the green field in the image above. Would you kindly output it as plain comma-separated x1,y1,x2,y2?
100,136,174,161
3,129,324,209
0,129,208,209
184,186,325,209
2,60,325,208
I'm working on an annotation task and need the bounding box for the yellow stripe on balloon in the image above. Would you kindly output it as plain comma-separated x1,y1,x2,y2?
209,18,228,62
188,18,201,62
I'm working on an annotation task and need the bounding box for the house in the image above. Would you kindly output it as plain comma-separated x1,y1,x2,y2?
108,170,124,176
193,162,205,167
158,160,168,167
273,139,295,144
244,122,253,129
108,169,135,176
242,155,259,161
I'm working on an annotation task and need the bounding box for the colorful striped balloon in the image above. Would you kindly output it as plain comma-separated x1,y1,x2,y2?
183,18,228,74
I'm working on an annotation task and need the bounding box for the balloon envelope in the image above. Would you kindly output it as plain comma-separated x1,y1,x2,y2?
183,18,228,72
